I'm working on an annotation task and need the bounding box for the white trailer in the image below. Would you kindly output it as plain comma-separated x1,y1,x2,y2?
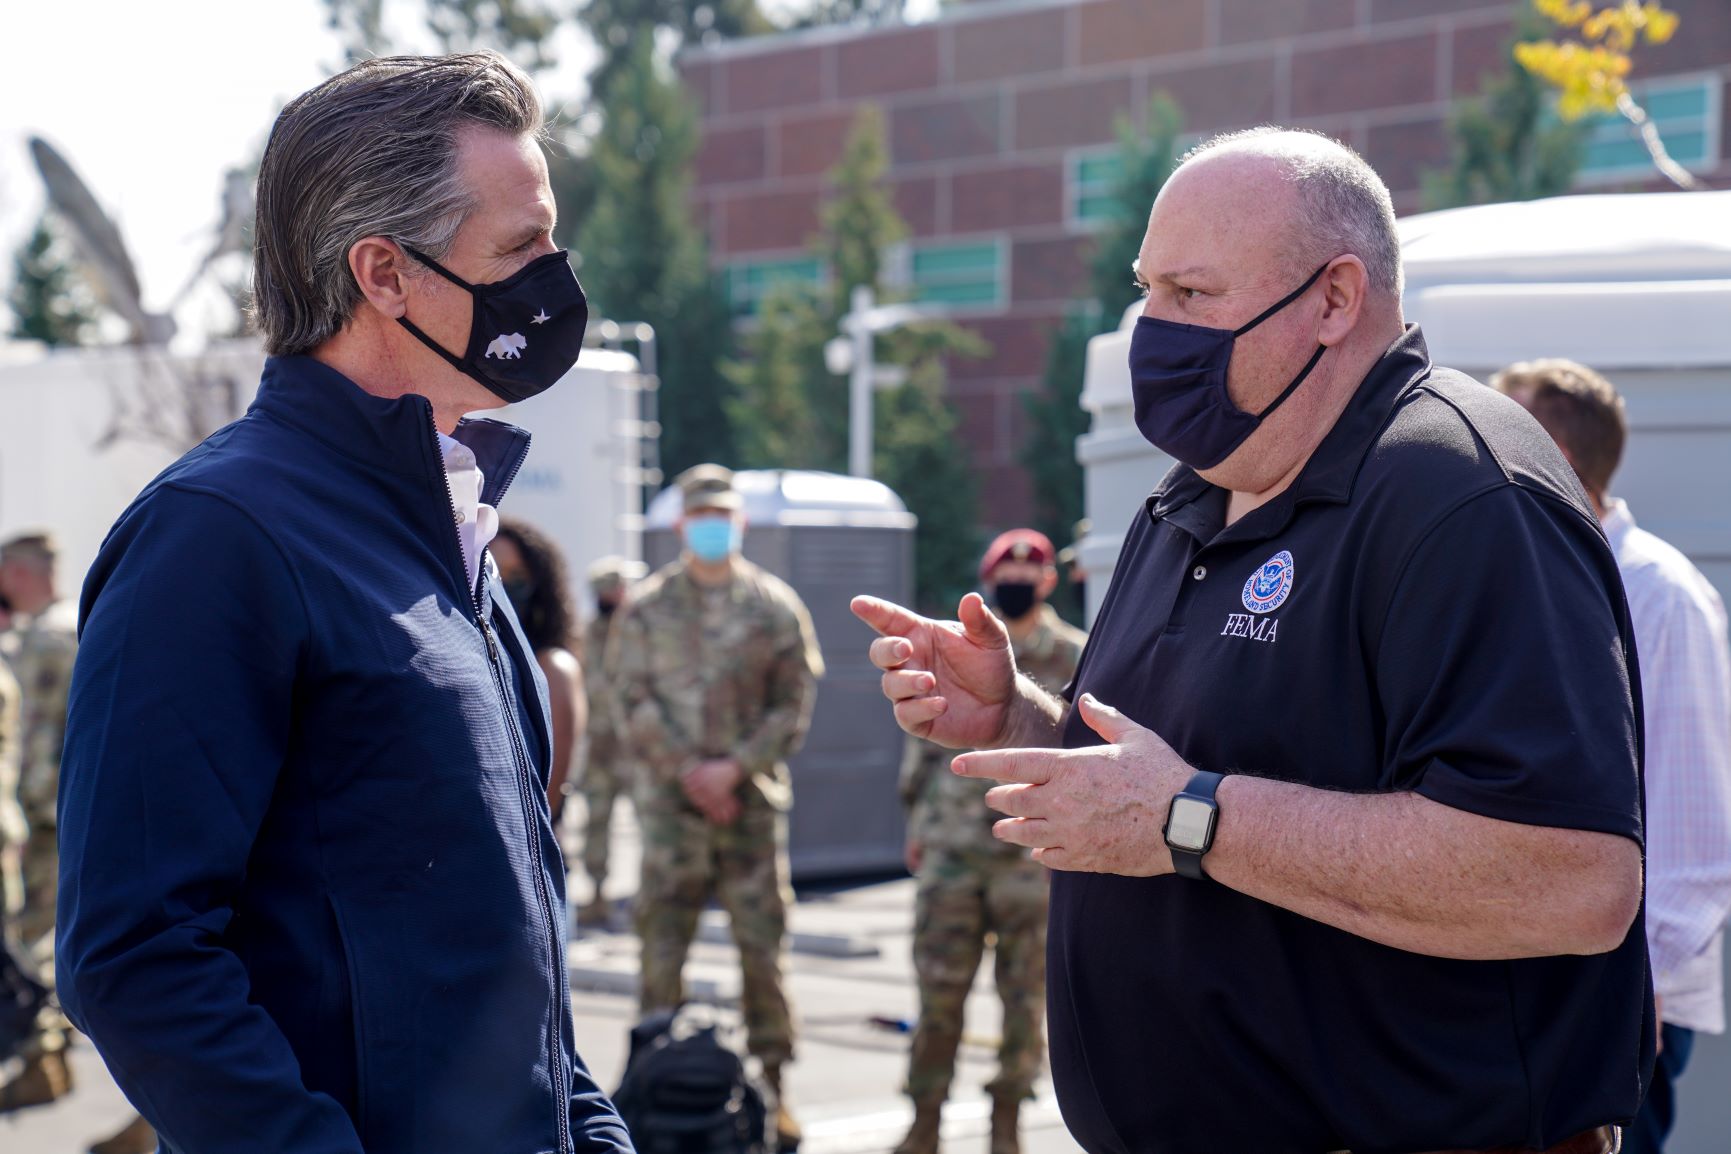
0,340,646,601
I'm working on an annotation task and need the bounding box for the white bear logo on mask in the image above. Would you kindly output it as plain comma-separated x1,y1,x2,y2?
485,332,527,360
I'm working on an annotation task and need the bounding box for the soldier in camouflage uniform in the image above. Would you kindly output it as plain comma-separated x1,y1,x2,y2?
894,530,1086,1154
0,532,77,1111
0,653,22,935
608,465,823,1151
576,555,645,926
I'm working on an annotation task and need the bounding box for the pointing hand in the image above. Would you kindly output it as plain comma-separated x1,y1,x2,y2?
850,593,1017,750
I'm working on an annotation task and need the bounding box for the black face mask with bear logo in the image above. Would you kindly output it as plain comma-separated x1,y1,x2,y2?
398,246,588,404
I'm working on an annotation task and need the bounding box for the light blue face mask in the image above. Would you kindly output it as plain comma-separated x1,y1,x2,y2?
683,517,741,563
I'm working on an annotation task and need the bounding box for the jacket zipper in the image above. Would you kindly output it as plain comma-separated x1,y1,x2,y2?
429,412,572,1154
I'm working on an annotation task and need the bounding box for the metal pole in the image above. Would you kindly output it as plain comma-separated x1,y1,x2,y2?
848,284,874,479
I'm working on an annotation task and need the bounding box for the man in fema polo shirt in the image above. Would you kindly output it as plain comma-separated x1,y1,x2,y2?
854,128,1649,1154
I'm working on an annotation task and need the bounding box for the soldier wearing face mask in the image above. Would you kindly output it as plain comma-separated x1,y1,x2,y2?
893,529,1086,1154
607,464,823,1151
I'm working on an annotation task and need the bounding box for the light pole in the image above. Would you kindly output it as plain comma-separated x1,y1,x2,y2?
826,285,933,479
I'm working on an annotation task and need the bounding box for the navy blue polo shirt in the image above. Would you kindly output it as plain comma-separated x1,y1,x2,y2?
1049,328,1654,1154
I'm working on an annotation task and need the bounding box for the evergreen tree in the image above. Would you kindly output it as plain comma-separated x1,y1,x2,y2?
786,0,906,27
322,0,562,68
725,108,985,610
1423,8,1584,209
577,32,739,477
580,1,773,93
724,289,829,469
874,324,985,615
8,213,103,347
1019,95,1181,617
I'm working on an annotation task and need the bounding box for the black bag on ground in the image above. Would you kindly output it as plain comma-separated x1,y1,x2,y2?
613,1006,771,1154
0,935,49,1064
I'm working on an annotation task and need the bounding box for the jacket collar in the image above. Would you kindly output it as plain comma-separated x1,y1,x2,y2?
1146,325,1433,542
250,355,532,507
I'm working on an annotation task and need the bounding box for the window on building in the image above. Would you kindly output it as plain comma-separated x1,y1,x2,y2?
1576,75,1719,181
1069,149,1123,227
724,256,825,316
909,240,1005,308
1068,132,1201,228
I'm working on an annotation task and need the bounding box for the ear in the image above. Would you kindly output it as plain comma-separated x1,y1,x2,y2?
348,236,413,320
1316,255,1368,348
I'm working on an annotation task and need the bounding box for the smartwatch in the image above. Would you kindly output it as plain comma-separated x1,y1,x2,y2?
1163,770,1225,880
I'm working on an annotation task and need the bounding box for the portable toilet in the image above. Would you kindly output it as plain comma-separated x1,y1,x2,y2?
644,469,917,879
1077,188,1731,613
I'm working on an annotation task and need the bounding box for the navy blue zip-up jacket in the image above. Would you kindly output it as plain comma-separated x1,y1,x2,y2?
57,355,633,1154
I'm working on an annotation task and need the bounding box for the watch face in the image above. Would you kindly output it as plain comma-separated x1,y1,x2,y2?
1166,796,1216,852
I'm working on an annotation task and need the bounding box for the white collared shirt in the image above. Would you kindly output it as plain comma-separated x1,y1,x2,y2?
1604,498,1731,1033
437,431,498,596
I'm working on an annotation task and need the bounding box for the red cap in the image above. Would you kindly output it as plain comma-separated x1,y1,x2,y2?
978,529,1056,581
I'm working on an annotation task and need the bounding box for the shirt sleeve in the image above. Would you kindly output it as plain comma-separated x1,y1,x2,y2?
1375,485,1642,841
57,485,365,1154
1635,578,1731,985
17,626,75,827
735,594,822,782
605,599,701,789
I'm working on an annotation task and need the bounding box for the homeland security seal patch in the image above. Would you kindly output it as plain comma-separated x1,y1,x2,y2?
1242,550,1294,614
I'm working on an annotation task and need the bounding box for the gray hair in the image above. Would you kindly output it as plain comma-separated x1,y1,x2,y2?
251,52,544,357
1180,127,1404,300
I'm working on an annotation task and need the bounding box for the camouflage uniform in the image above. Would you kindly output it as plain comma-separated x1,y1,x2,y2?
578,557,643,902
0,599,77,1065
900,603,1086,1106
0,600,77,968
0,655,23,925
609,554,822,1068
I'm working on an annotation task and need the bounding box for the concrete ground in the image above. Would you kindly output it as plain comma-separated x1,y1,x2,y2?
1,801,1079,1154
7,801,1728,1154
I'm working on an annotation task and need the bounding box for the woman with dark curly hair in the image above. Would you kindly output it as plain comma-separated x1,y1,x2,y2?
492,517,586,822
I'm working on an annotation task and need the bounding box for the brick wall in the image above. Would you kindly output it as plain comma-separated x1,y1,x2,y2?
682,0,1731,526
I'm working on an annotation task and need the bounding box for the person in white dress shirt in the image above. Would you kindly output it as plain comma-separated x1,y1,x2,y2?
1497,358,1731,1154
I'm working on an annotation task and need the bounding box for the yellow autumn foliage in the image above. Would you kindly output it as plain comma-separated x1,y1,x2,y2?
1519,0,1680,120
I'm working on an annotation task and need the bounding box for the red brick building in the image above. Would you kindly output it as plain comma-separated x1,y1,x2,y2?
679,0,1731,522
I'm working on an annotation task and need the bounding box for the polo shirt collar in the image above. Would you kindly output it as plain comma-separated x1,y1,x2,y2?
1146,325,1434,540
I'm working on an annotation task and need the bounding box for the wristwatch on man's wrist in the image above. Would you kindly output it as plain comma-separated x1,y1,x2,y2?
1163,769,1225,880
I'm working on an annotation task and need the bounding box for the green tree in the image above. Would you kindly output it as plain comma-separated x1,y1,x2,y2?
725,108,985,610
1423,8,1584,209
1019,95,1182,617
8,214,103,347
578,33,739,477
786,0,906,27
580,1,773,92
873,324,986,614
322,0,562,68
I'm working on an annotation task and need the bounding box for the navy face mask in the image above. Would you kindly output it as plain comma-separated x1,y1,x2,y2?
399,246,588,404
1129,263,1330,470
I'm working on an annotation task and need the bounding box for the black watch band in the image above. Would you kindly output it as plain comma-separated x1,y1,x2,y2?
1164,769,1225,881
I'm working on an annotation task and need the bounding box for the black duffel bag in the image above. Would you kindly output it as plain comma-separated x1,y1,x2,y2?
613,1006,771,1154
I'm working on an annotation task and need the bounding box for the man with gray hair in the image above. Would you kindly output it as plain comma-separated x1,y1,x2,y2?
57,54,630,1154
856,127,1651,1152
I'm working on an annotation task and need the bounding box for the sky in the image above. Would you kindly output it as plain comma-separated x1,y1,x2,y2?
1,0,939,346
